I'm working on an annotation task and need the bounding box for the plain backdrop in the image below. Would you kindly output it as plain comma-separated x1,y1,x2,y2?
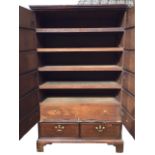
0,0,155,154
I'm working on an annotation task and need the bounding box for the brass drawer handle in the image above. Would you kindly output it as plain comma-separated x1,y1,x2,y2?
95,125,105,133
54,125,65,132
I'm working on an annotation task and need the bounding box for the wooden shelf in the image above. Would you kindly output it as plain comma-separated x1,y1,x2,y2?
41,97,120,105
40,97,121,122
38,65,122,72
37,47,124,53
36,27,124,33
39,81,121,90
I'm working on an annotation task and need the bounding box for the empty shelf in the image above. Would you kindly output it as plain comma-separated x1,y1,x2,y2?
36,27,124,33
39,81,121,90
37,47,124,53
38,65,122,72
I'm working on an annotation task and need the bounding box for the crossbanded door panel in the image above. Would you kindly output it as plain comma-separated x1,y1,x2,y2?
122,6,135,138
19,6,39,139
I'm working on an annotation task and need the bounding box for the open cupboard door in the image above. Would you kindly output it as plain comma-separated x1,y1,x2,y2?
19,6,39,139
122,6,135,138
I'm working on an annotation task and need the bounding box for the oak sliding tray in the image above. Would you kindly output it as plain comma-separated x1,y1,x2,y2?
29,4,127,153
40,97,121,122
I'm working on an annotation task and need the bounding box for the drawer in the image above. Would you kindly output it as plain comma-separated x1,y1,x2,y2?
80,122,121,139
40,99,121,122
39,122,79,137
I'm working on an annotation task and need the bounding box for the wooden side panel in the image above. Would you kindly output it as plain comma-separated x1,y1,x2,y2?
19,29,36,51
123,6,135,138
124,51,135,73
19,71,38,97
19,89,39,119
19,51,38,74
126,7,135,28
122,109,135,138
123,71,135,95
19,6,39,139
19,107,39,139
125,28,135,50
19,6,35,29
122,90,135,118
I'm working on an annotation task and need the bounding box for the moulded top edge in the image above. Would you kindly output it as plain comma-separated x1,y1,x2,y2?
30,4,128,11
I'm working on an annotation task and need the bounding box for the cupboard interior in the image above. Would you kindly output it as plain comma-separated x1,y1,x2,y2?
34,9,125,28
38,52,122,65
37,32,123,48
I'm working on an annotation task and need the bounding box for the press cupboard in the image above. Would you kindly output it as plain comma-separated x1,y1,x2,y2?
19,5,135,152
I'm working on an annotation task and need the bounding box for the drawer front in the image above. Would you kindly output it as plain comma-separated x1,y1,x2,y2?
39,123,79,137
80,123,121,139
40,103,121,122
78,104,121,121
